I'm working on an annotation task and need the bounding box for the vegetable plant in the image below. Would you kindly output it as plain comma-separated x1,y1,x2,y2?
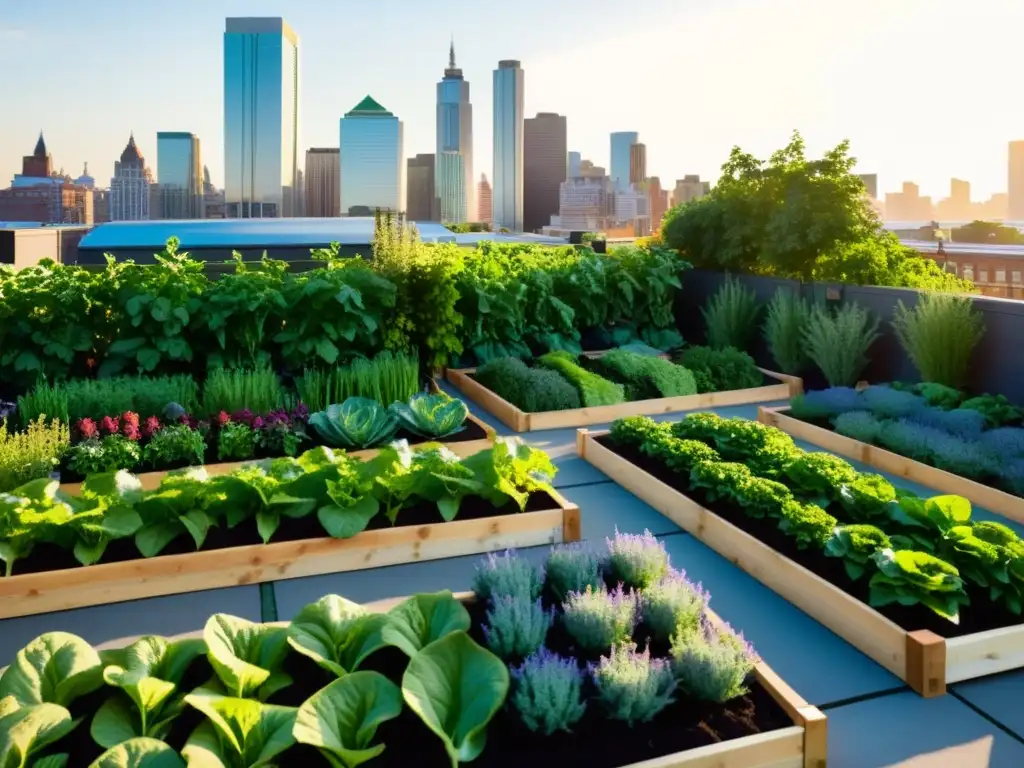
676,346,762,394
869,549,969,623
181,688,297,766
824,524,892,580
309,398,398,450
389,393,468,439
202,614,292,700
286,595,397,678
142,425,205,469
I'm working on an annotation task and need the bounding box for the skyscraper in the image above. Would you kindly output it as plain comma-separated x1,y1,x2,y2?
305,148,340,217
110,133,151,221
436,41,473,223
223,17,300,218
407,153,440,221
339,96,404,215
1010,141,1024,221
523,112,567,233
156,132,203,219
492,60,525,231
646,176,669,231
857,173,878,199
629,143,647,186
610,132,639,192
477,173,493,224
567,151,581,179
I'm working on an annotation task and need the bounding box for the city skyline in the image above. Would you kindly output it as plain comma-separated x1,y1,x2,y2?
2,0,1023,202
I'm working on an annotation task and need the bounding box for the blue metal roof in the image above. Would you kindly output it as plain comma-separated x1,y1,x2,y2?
77,218,569,251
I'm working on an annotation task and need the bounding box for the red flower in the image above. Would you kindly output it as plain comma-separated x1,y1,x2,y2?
123,423,141,441
216,410,231,427
252,416,264,430
99,415,120,435
142,416,162,438
121,411,140,429
77,418,98,440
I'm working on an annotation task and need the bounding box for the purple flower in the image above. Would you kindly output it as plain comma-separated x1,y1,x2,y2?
590,643,676,725
290,402,310,422
510,648,587,734
671,615,759,703
606,528,670,590
641,568,709,643
231,408,255,426
562,583,638,653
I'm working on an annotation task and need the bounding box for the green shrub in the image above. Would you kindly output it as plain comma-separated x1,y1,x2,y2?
763,289,811,374
914,382,964,410
677,346,763,393
959,393,1023,428
0,418,70,492
536,352,625,407
833,411,883,444
702,277,760,352
202,366,287,416
892,293,984,389
803,302,880,386
67,434,141,475
143,424,205,468
474,358,581,412
592,350,697,400
296,351,420,411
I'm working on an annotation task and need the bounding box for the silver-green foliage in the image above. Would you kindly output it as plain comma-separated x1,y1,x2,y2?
892,293,984,389
671,619,758,703
763,289,811,374
606,529,670,590
641,572,707,644
509,649,587,736
561,585,638,654
803,302,880,386
472,550,544,602
591,643,676,725
544,542,605,602
481,596,553,660
702,277,761,352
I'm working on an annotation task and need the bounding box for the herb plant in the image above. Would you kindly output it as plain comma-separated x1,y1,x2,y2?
702,277,760,352
474,358,581,413
545,542,605,602
641,571,707,644
536,351,626,407
893,293,984,389
472,550,544,602
606,528,670,590
671,619,758,703
803,302,880,386
590,643,676,725
591,350,697,400
510,649,587,736
0,418,69,492
763,288,811,374
481,596,553,660
561,585,639,654
201,366,286,417
676,346,762,393
142,425,205,468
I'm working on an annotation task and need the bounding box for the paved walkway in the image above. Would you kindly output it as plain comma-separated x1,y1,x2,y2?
3,388,1023,766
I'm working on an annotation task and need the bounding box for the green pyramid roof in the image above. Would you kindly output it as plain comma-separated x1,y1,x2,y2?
345,95,393,116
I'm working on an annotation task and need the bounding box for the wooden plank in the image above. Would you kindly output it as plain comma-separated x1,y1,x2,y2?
59,410,495,496
945,624,1024,684
906,630,947,698
0,500,575,620
579,429,909,681
758,405,1024,525
797,707,828,768
620,727,803,768
445,368,528,431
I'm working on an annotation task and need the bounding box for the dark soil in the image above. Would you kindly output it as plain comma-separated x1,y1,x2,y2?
595,436,1021,639
56,420,491,484
12,490,559,577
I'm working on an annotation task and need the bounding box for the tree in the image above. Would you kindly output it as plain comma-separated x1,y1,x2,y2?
951,220,1024,245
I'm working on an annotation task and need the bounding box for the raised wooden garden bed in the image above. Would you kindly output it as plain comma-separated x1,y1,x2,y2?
0,485,578,621
446,361,802,432
758,405,1024,526
577,428,1024,697
58,410,495,495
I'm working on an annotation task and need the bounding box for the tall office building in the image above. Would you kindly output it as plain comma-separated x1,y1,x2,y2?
610,131,639,192
436,41,474,223
305,148,340,217
407,153,440,221
629,142,647,186
1010,141,1024,221
156,132,203,219
672,175,709,206
567,151,581,179
477,173,493,224
523,112,567,233
110,133,152,221
339,96,404,215
857,173,878,200
492,60,525,231
223,17,299,218
647,176,669,231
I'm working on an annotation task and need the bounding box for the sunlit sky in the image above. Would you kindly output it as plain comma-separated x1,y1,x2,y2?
2,0,1022,200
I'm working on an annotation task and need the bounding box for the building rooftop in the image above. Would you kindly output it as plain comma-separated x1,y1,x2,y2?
901,238,1024,257
345,95,393,116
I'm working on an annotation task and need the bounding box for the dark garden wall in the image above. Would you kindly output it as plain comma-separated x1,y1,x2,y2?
677,269,1024,402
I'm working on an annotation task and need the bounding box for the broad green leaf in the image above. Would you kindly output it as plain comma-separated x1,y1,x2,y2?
100,507,144,539
0,702,77,768
183,689,296,767
73,539,108,567
91,694,141,749
293,671,402,768
317,497,379,539
31,756,69,768
254,510,280,545
401,632,509,765
179,511,211,550
136,348,162,372
88,737,184,768
0,698,17,719
203,616,290,700
925,495,973,531
286,596,392,677
383,592,471,657
135,523,183,559
81,472,144,505
0,632,103,708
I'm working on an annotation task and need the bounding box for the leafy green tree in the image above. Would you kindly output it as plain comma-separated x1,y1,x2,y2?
951,220,1024,245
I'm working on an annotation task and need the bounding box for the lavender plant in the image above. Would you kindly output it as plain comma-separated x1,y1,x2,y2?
641,570,708,644
482,595,554,660
473,550,544,602
832,410,883,444
929,435,999,480
590,643,676,725
979,427,1024,459
671,617,759,703
860,386,926,419
876,419,944,462
562,585,639,654
545,542,605,602
906,407,985,440
606,529,670,590
788,387,863,421
510,649,588,735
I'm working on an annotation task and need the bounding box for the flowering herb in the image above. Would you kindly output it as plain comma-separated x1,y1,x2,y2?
218,421,258,461
562,585,638,654
481,595,553,660
671,617,759,703
641,570,708,644
606,528,670,590
545,542,605,602
142,415,162,439
510,649,587,735
99,415,120,436
590,643,676,725
77,417,99,440
472,550,544,602
215,410,231,428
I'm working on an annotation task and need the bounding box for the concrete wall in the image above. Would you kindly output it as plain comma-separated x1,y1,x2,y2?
678,269,1024,401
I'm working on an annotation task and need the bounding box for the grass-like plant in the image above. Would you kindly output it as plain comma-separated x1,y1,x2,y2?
17,375,200,426
0,418,70,492
803,302,880,386
16,382,69,426
702,277,760,352
296,351,420,411
892,293,984,389
202,365,287,416
763,289,811,374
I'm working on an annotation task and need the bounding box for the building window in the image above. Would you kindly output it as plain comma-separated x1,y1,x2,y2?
996,269,1007,284
947,261,958,273
1013,271,1022,285
963,265,974,281
979,269,989,284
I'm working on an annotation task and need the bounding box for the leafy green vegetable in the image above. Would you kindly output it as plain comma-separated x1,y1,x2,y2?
458,438,556,512
182,688,296,768
869,549,969,623
824,524,891,580
316,463,379,539
838,474,896,523
286,595,394,678
389,394,468,439
385,591,471,657
205,464,318,544
0,702,77,768
784,453,858,501
88,738,185,768
309,398,398,450
292,672,403,768
132,468,214,557
202,616,291,701
0,631,103,708
402,632,509,766
371,443,480,523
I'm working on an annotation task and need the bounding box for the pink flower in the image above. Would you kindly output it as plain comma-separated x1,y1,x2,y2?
142,416,162,438
99,415,120,435
215,410,231,427
77,418,98,440
252,416,264,430
121,411,140,429
123,423,141,441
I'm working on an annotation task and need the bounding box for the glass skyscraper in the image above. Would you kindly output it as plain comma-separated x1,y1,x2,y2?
223,17,299,218
610,131,639,193
436,42,473,223
157,132,203,219
339,96,404,215
492,60,524,232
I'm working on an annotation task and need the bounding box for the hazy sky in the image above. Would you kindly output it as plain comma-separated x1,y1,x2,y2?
2,0,1022,200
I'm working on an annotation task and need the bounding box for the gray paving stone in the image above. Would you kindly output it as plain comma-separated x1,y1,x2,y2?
953,670,1024,741
561,481,683,540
